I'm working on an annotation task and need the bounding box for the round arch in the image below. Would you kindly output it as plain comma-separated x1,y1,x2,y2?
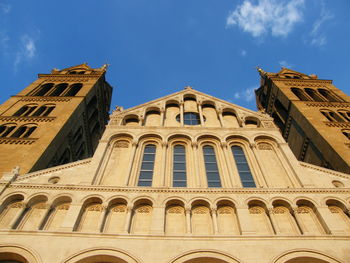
0,245,41,263
169,250,241,263
272,249,343,263
63,247,140,263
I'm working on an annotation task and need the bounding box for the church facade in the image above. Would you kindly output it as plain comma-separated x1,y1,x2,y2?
0,69,349,263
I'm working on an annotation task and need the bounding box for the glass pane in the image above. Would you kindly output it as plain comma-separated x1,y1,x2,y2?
173,163,185,171
233,154,246,163
236,163,250,171
143,153,155,161
242,181,256,187
203,146,214,154
141,162,154,171
232,146,255,188
208,181,221,188
206,172,220,180
204,155,216,162
173,172,186,180
174,145,185,153
174,154,185,162
205,163,218,171
139,171,153,179
144,145,156,153
173,181,186,187
138,180,152,187
232,146,244,154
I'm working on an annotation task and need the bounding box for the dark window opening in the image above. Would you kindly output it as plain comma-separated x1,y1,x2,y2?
138,144,156,187
203,145,221,188
232,146,256,187
173,145,187,187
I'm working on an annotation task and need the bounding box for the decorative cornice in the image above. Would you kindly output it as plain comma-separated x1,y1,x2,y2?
0,116,56,123
0,138,37,145
305,102,350,108
324,122,350,128
19,97,72,102
6,183,350,195
300,162,350,179
15,159,92,181
272,79,332,85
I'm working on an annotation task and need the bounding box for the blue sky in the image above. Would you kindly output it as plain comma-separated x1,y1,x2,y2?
1,0,349,111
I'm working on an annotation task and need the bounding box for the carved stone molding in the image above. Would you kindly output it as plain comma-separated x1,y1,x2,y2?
167,206,184,214
20,97,72,102
0,116,56,123
257,143,273,150
294,207,310,214
114,141,129,148
0,138,37,145
324,122,350,128
249,206,264,214
305,102,350,108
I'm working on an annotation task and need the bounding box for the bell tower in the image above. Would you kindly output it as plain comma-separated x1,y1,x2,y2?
255,67,350,173
0,63,113,176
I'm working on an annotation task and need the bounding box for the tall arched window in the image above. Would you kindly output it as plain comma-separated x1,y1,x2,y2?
10,124,37,138
320,110,345,122
0,124,16,137
318,89,341,102
50,83,68,96
203,145,221,187
64,83,83,96
33,83,54,96
291,88,310,101
342,129,350,140
231,146,255,187
173,145,186,187
13,104,37,117
138,144,156,186
304,88,324,102
338,111,350,122
32,104,55,117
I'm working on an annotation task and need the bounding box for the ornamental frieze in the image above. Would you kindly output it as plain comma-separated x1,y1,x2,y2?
0,138,37,145
0,116,56,123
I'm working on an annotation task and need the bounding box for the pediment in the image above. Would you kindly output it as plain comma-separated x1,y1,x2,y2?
277,68,312,79
110,87,274,127
51,63,108,74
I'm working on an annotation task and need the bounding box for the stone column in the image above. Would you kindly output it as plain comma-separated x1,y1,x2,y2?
125,141,138,186
9,202,27,229
267,207,278,234
150,206,165,235
293,207,306,235
123,206,133,234
220,141,233,188
99,205,109,233
192,142,201,187
236,207,256,235
249,142,268,187
317,206,343,235
197,101,204,126
211,208,219,234
61,203,83,232
185,208,192,234
180,102,184,126
159,141,168,187
139,116,144,126
217,108,224,127
160,108,165,126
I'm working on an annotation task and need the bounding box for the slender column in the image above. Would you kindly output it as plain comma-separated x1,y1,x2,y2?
9,203,27,229
249,143,268,187
220,142,233,188
160,108,165,126
290,208,303,235
61,203,83,232
99,205,109,233
222,142,240,187
159,141,168,187
192,142,201,187
139,116,144,126
125,141,138,186
293,207,306,235
197,101,204,126
185,208,192,234
150,206,165,235
267,208,278,234
217,109,224,127
236,207,256,235
317,206,341,235
123,206,133,233
211,208,219,234
180,102,184,126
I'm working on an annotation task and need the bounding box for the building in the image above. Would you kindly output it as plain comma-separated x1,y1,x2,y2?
0,83,349,263
255,68,350,174
0,64,112,176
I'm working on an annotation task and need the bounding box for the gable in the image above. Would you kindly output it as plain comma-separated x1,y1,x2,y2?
110,87,275,128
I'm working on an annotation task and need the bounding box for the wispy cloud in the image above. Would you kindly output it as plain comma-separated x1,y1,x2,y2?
233,87,256,102
279,60,293,68
0,3,11,14
309,1,333,47
240,49,247,57
226,0,304,38
14,35,37,71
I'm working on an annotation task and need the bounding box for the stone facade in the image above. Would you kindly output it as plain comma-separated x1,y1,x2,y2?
0,85,349,263
0,64,112,176
255,68,350,174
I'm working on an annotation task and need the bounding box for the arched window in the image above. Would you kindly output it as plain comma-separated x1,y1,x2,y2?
291,88,310,101
64,83,83,96
338,111,350,122
138,144,156,186
231,145,255,187
33,83,54,96
318,88,341,102
320,110,345,122
0,124,16,137
13,104,37,117
10,124,37,138
50,83,68,96
304,88,324,102
203,145,221,187
32,104,55,117
176,112,201,125
342,129,350,140
173,145,186,187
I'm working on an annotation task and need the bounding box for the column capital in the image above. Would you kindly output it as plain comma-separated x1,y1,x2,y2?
220,141,227,148
191,141,198,148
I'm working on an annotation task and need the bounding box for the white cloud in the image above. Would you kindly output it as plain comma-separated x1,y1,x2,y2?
233,87,256,102
279,60,293,68
309,1,333,47
226,0,304,38
14,35,37,71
